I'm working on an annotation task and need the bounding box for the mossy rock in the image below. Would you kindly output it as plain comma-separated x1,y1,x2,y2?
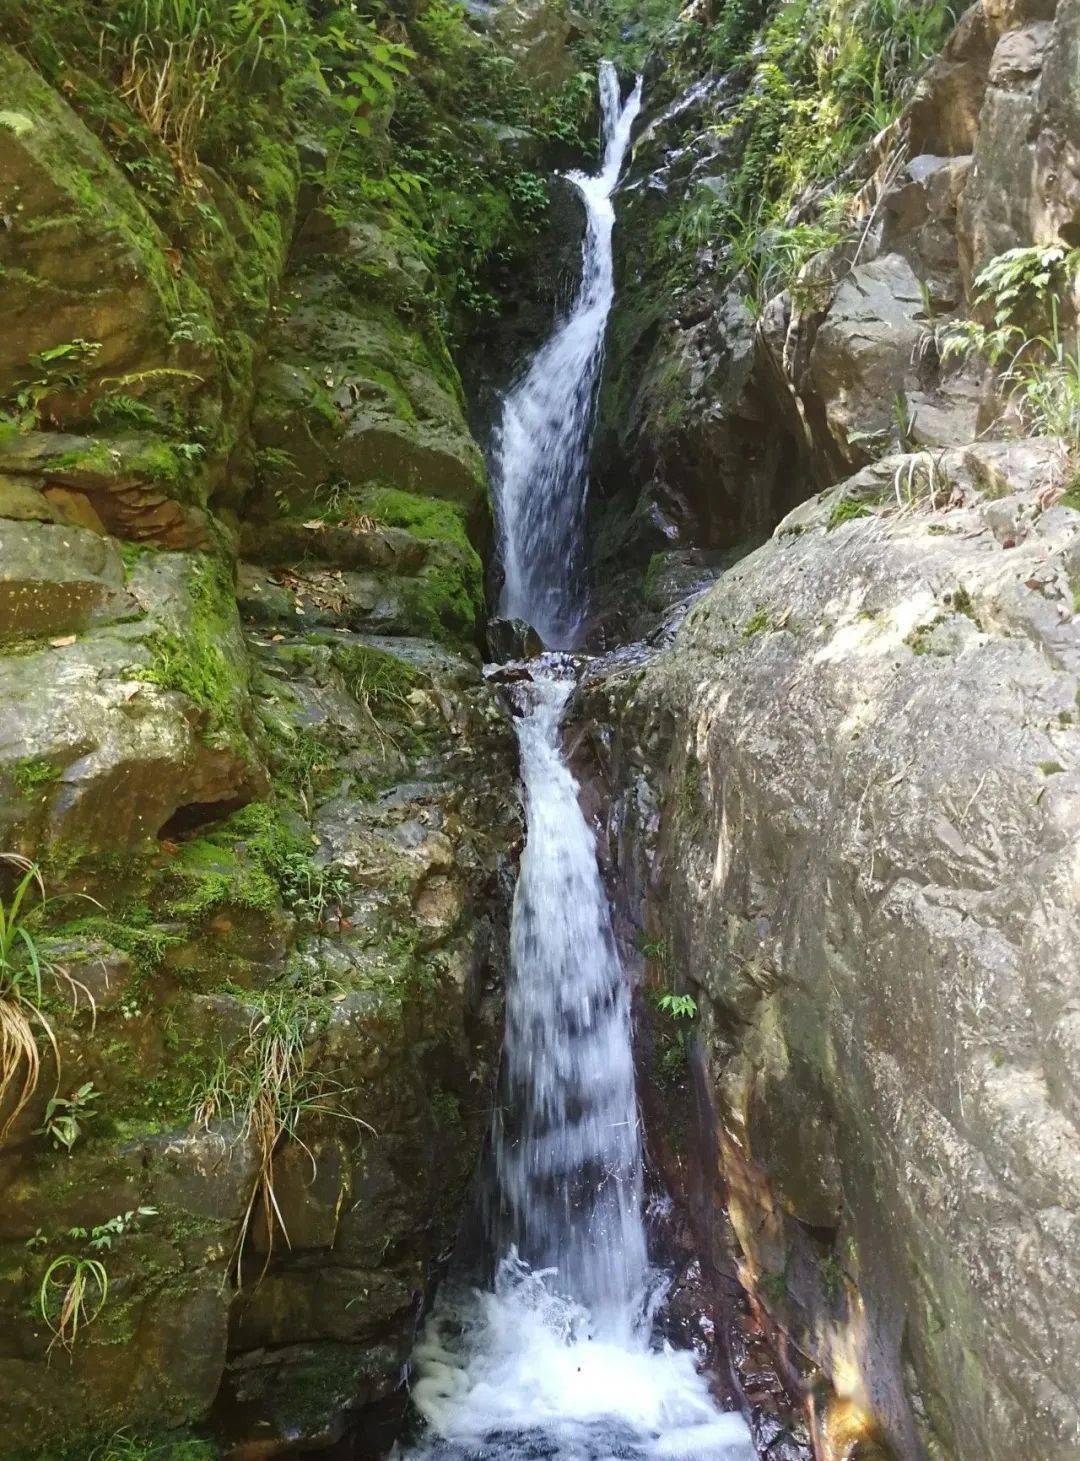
238,490,485,645
0,547,267,857
0,430,213,545
0,46,216,401
252,278,486,528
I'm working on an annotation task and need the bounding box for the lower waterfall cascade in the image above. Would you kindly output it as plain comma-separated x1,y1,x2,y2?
401,63,757,1461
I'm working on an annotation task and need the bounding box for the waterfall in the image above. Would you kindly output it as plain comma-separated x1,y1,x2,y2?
489,667,647,1334
401,65,756,1461
494,61,641,650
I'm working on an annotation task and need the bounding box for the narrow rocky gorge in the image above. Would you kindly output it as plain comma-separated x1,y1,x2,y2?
0,0,1077,1458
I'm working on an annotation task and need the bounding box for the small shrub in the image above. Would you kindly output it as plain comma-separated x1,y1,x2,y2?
939,245,1080,442
0,858,61,1139
190,992,373,1282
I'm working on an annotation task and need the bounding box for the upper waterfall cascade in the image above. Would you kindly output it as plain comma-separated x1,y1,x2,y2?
403,65,756,1461
494,61,641,650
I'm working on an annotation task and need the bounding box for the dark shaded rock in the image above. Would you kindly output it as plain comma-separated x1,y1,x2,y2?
487,616,544,661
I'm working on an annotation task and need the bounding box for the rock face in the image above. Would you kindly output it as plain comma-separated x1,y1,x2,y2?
581,440,1080,1461
0,9,527,1455
594,0,1080,629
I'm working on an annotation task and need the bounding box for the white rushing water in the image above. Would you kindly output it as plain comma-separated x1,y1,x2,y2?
487,671,646,1331
403,65,755,1461
494,61,642,650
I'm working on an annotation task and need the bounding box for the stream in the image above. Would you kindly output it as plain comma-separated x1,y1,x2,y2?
399,63,756,1461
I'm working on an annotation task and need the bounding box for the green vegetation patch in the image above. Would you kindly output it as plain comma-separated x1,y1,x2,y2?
172,802,351,927
362,484,473,552
139,554,249,746
10,758,62,795
828,496,873,530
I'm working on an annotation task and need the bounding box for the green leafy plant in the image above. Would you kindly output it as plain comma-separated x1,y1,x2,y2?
6,340,101,428
638,933,670,966
939,245,1080,440
657,991,698,1021
828,495,872,529
36,1082,101,1153
85,1207,158,1252
688,0,956,305
103,0,294,178
654,988,697,1087
0,857,59,1140
273,856,352,925
0,856,98,1140
88,1430,215,1461
89,392,160,430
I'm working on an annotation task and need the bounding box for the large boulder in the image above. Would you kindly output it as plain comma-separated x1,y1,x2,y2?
805,254,930,458
956,1,1080,279
585,440,1080,1461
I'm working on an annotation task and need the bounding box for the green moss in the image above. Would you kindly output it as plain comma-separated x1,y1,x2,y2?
165,839,279,921
10,757,61,794
742,606,772,638
675,751,705,831
361,484,472,551
758,1262,790,1307
138,555,248,746
946,585,978,622
643,552,668,602
828,496,873,530
47,912,184,982
907,615,949,656
401,561,483,643
128,440,203,493
178,801,353,926
52,440,116,475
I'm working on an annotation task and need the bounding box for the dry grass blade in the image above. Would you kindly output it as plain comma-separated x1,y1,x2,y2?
190,996,376,1288
0,855,61,1140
